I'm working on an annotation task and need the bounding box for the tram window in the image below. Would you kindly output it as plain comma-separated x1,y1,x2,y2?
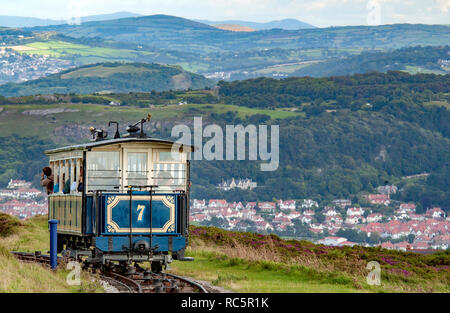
127,152,147,187
159,151,181,162
153,163,186,192
87,151,120,191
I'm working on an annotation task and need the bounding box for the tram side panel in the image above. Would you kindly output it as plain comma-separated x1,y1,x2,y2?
49,192,188,256
86,192,187,255
48,195,83,235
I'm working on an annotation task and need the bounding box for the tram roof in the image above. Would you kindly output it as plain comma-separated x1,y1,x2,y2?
45,137,194,155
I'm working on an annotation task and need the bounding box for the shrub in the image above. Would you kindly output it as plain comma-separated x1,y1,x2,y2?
0,213,22,237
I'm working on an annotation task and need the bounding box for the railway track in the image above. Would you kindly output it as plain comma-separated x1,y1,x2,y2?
11,251,67,267
12,251,208,294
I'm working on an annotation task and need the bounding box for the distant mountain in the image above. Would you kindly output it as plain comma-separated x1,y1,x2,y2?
197,18,316,30
0,62,214,96
0,11,142,27
29,17,450,54
0,16,62,27
28,14,226,53
80,11,142,23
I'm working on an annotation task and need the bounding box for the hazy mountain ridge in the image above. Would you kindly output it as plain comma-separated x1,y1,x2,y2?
26,17,450,54
196,18,316,30
0,11,142,27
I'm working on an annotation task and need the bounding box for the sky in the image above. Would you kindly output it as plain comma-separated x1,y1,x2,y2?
0,0,448,27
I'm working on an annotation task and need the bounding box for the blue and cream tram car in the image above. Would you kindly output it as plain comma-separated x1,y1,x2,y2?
45,117,192,272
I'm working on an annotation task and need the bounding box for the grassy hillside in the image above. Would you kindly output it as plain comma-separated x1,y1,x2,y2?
3,26,449,81
169,226,450,292
29,15,225,54
291,46,450,77
0,62,215,96
5,35,206,72
0,72,449,208
0,214,101,292
30,17,450,53
1,214,448,292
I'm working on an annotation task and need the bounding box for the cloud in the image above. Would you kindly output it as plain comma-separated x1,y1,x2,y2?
435,0,450,13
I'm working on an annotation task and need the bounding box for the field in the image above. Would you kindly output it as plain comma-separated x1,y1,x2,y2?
5,38,378,78
169,226,450,293
255,61,323,75
0,101,303,145
403,65,447,75
9,40,155,65
2,215,448,293
0,214,102,292
170,250,358,292
60,64,157,79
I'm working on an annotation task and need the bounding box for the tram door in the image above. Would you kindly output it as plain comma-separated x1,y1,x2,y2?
123,148,153,231
123,148,150,189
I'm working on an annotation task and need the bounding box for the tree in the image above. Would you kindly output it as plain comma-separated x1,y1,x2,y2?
315,212,325,224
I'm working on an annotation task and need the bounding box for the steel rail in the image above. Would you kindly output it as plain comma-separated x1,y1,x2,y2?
165,272,208,293
11,251,208,293
102,270,143,293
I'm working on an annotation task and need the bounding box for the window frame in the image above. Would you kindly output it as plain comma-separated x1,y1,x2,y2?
123,148,151,189
152,149,187,192
85,150,121,193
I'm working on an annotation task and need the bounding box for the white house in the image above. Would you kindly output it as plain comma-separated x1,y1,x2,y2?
347,207,365,216
277,200,296,210
192,199,206,210
323,208,339,217
318,236,347,246
332,199,352,209
258,202,276,213
303,210,315,216
398,203,416,214
426,208,445,219
300,199,318,209
301,215,313,224
208,199,228,208
366,213,383,223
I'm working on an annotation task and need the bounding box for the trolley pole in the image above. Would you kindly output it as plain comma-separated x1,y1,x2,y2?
48,219,58,270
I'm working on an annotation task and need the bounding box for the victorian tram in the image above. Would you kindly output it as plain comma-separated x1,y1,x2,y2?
45,116,193,271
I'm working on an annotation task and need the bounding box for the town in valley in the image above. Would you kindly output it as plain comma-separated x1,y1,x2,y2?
2,177,447,252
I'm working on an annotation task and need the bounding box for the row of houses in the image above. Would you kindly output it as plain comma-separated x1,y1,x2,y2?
191,198,449,249
0,179,48,219
361,218,448,239
0,187,42,200
317,236,448,251
194,193,398,213
217,178,257,191
0,199,47,219
0,49,74,84
193,199,313,212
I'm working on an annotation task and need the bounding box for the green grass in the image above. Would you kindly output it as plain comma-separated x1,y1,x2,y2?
60,64,157,79
0,213,23,238
178,226,450,293
16,41,148,62
0,215,103,293
170,249,359,293
256,62,321,75
179,103,303,119
0,101,302,144
402,65,447,75
424,100,450,109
